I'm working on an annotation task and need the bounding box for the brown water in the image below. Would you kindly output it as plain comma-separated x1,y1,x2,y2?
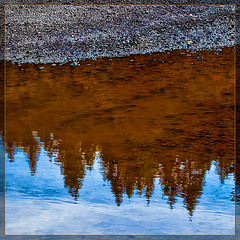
4,47,235,234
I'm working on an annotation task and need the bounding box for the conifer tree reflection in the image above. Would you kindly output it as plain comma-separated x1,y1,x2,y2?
5,131,40,175
55,141,97,200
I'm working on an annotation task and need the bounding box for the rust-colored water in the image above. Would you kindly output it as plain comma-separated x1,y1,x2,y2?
4,47,235,234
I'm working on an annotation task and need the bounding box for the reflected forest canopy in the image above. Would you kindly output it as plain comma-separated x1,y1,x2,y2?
5,47,235,216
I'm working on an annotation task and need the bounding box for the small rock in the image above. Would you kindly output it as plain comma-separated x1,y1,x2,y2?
52,64,56,66
39,67,44,70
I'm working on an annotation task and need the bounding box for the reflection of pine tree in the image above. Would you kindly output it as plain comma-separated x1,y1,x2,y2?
26,144,39,175
5,132,40,175
215,157,234,184
5,142,15,162
57,146,85,200
56,141,98,200
100,147,158,206
83,143,96,171
60,155,84,201
159,160,179,208
103,161,124,206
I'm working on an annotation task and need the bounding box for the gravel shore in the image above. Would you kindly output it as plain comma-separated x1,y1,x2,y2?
5,5,235,63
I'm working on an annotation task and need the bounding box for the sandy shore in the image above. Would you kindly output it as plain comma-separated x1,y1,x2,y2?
5,5,235,63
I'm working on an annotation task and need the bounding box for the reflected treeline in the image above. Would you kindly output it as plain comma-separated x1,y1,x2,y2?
5,47,235,215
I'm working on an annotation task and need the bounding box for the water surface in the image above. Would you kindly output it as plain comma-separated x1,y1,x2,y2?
5,47,235,235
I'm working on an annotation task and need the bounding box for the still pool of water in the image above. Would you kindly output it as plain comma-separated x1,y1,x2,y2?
4,47,235,235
